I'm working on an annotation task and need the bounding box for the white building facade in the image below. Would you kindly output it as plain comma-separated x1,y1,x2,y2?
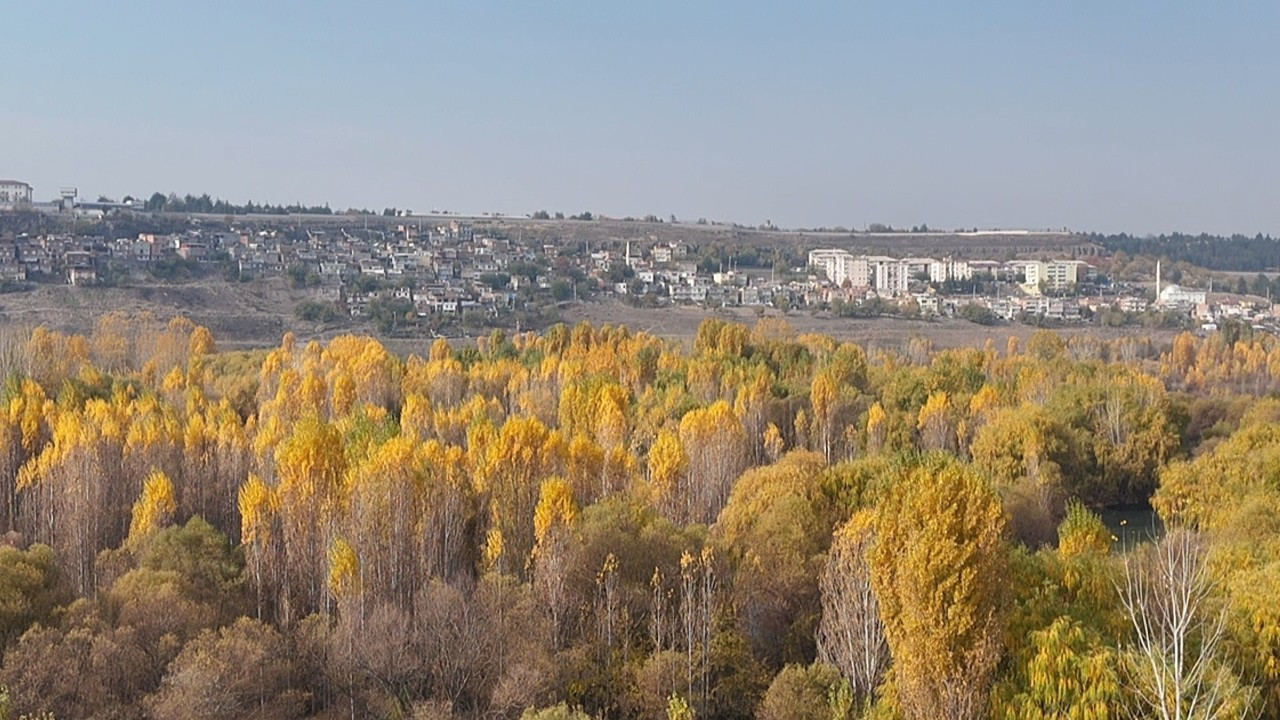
809,249,918,296
929,258,973,283
874,260,911,296
1025,260,1086,291
0,180,32,207
1159,284,1207,306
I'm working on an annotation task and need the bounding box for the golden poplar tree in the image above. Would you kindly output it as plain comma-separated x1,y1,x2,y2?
870,456,1008,720
678,401,746,524
471,415,564,575
273,415,347,621
865,403,887,455
238,473,278,619
819,510,888,702
647,428,688,518
531,476,578,645
127,468,177,546
916,391,953,452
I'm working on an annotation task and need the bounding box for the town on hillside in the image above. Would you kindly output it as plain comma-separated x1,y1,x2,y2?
0,180,1274,338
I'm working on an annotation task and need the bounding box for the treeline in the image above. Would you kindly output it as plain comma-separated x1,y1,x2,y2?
1094,231,1280,271
0,316,1277,719
141,192,336,216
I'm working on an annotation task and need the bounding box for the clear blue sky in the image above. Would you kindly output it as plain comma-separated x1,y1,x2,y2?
4,1,1277,234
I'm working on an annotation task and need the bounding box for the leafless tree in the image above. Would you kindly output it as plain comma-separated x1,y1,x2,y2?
0,325,27,381
679,548,718,716
817,517,889,701
533,529,571,649
330,603,424,717
412,576,551,716
649,566,672,652
413,580,496,711
595,553,621,656
1118,528,1257,720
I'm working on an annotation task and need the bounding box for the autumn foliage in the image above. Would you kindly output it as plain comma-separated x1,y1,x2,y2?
0,317,1275,719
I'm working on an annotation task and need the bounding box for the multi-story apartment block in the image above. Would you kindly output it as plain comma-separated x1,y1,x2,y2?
902,257,935,278
808,249,854,285
873,259,911,296
0,180,32,207
1025,260,1086,291
929,258,973,283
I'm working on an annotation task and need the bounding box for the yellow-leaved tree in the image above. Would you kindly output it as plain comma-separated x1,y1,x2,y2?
916,390,954,452
127,468,177,546
533,476,578,547
870,455,1008,720
238,472,278,620
647,428,688,519
991,616,1119,720
273,415,347,622
865,402,887,455
818,509,888,704
678,401,746,524
328,536,360,594
471,415,564,576
532,476,578,646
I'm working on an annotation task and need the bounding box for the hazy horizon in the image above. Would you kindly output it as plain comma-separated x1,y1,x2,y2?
4,1,1277,237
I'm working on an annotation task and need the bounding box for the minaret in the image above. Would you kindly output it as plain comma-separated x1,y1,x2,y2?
1155,260,1162,306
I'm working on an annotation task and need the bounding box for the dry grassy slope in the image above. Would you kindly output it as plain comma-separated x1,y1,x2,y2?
0,278,364,349
563,301,1177,352
454,218,1099,259
168,211,1097,259
0,279,1170,355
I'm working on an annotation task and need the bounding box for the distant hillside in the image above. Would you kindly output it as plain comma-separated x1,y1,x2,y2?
1094,232,1280,272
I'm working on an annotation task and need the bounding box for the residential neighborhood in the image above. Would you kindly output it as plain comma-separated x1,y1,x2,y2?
0,179,1276,338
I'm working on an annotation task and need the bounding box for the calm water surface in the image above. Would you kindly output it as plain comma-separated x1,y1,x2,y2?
1097,505,1163,552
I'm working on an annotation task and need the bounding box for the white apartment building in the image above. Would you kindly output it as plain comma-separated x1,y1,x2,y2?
809,248,877,288
809,249,913,294
874,259,911,296
808,249,855,286
1025,260,1086,291
929,258,973,283
902,257,935,277
847,256,873,288
0,180,32,206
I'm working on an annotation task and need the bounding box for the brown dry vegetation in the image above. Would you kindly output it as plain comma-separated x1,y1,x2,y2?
564,301,1178,352
0,278,354,349
0,279,1175,357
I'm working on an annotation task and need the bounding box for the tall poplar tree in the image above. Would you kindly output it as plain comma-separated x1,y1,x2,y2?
870,455,1008,720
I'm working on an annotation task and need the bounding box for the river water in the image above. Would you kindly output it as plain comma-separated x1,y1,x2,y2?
1097,505,1163,552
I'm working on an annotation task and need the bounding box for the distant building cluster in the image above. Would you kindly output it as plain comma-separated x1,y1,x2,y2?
807,248,1096,296
0,233,100,285
801,246,1276,329
1,176,1274,334
807,249,974,294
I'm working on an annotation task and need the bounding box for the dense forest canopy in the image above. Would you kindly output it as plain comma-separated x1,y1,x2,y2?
0,315,1277,719
1093,231,1280,272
